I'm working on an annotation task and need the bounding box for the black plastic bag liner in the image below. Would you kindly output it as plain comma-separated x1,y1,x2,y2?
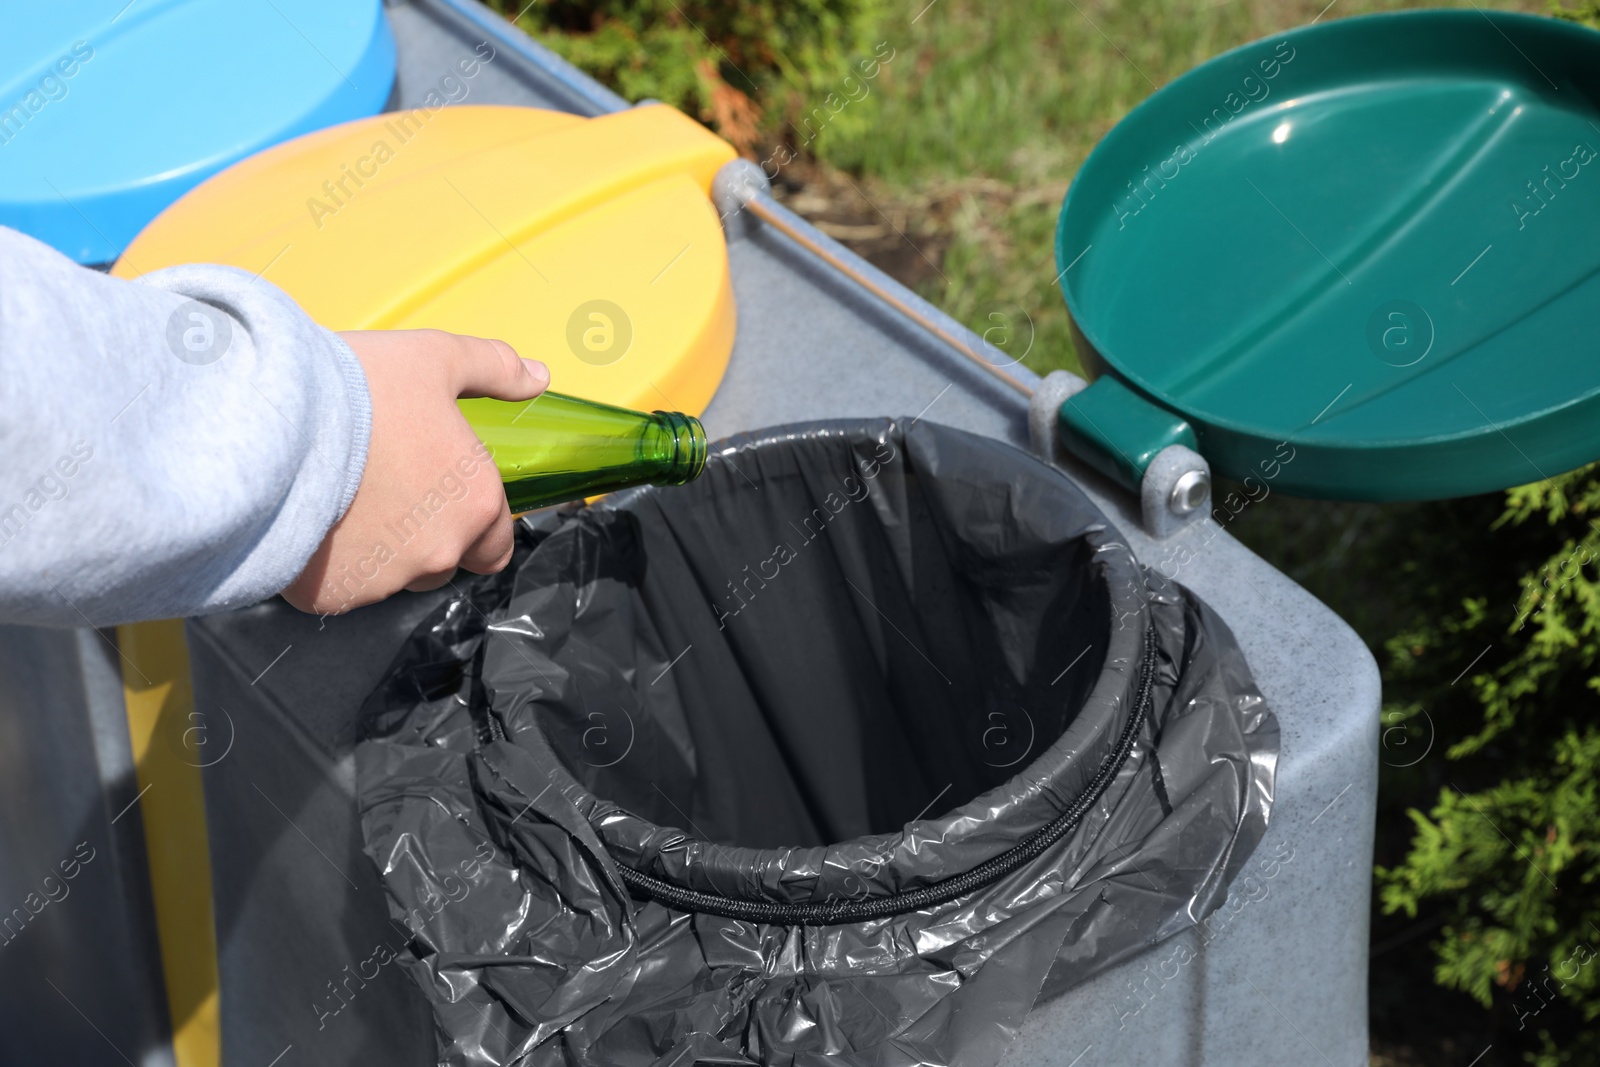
356,418,1278,1067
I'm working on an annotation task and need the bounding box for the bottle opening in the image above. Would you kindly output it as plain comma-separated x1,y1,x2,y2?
654,411,708,485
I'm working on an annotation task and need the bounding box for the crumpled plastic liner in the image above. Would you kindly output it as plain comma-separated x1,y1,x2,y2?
355,418,1278,1067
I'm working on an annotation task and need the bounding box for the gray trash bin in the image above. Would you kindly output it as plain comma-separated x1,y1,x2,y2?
356,417,1277,1065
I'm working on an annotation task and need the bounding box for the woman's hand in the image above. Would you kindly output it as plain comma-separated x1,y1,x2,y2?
281,329,548,615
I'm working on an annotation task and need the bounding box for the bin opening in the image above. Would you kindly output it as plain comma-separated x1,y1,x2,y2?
506,425,1114,855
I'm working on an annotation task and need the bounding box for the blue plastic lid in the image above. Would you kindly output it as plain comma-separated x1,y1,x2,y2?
0,0,395,265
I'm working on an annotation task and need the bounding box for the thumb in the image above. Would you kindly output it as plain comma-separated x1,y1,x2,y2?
452,336,550,401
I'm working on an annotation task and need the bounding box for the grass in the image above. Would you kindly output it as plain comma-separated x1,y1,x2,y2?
790,0,1547,381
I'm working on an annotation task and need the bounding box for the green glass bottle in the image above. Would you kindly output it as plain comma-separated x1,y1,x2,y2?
460,392,708,513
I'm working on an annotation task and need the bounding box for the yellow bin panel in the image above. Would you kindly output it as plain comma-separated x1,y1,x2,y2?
114,104,738,415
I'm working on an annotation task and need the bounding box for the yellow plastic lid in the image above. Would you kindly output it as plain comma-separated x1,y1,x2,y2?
114,104,737,415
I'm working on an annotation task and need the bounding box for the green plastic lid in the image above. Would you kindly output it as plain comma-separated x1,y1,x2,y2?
1056,10,1600,501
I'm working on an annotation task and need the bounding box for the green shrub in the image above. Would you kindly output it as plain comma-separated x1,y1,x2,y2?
484,0,888,154
1376,462,1600,1064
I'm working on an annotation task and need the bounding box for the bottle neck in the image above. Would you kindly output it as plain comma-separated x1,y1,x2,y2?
649,410,708,485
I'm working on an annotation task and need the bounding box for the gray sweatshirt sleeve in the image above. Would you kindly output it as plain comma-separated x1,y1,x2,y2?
0,225,371,627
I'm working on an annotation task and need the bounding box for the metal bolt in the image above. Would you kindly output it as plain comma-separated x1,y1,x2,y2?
1169,469,1210,515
